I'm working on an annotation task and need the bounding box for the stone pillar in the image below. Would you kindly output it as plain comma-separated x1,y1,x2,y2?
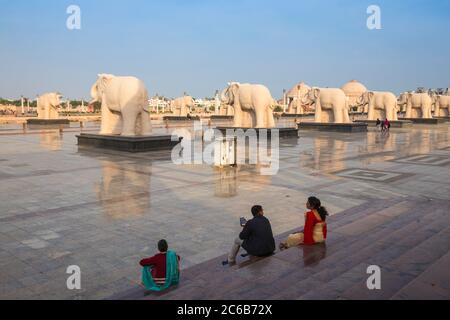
36,95,39,118
215,90,220,115
21,96,24,114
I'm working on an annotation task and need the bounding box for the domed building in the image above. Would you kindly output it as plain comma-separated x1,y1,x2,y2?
286,81,311,114
341,80,367,112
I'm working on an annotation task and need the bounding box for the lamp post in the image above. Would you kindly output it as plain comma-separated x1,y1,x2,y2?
21,95,24,115
35,95,39,117
283,89,287,113
297,85,301,114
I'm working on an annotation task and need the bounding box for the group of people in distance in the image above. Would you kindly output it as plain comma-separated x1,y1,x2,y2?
139,196,329,292
376,118,391,132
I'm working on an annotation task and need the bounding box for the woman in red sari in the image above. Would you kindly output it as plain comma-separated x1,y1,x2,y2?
279,197,328,249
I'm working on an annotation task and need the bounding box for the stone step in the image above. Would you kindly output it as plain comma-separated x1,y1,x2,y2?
298,206,450,300
282,201,436,294
337,225,450,300
385,224,450,278
152,200,426,300
297,201,430,276
391,250,450,300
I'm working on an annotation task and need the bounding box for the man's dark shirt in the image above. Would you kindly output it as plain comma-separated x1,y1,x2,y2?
239,215,275,256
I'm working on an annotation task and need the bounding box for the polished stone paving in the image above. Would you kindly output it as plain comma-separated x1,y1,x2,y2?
0,122,450,299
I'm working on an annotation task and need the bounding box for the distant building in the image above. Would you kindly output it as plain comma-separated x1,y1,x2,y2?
149,96,171,112
286,82,311,113
194,98,215,112
341,80,367,112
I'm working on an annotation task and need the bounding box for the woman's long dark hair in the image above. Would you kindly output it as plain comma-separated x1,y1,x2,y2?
308,196,329,221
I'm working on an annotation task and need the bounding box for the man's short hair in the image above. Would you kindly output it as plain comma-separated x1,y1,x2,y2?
251,205,263,217
158,239,168,252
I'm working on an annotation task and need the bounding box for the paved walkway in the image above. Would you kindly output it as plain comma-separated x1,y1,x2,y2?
113,197,450,300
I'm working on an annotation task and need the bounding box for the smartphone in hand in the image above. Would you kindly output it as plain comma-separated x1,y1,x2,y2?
240,217,247,227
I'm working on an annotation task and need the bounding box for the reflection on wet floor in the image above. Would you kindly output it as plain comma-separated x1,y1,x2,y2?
39,132,62,151
95,159,151,220
297,126,450,173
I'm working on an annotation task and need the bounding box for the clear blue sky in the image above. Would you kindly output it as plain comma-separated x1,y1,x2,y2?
1,0,449,100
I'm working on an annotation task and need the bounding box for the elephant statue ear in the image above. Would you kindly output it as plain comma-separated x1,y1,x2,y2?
96,74,114,92
97,73,114,79
230,83,240,96
368,91,375,99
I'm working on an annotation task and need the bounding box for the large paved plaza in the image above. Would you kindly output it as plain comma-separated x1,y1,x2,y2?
1,122,450,299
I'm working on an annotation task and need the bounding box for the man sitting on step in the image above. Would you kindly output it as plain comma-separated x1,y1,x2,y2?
139,239,180,292
223,205,276,265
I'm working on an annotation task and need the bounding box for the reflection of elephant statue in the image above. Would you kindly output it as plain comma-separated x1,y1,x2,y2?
90,74,151,136
302,243,327,267
220,82,275,128
39,132,62,151
214,167,237,197
398,92,432,119
302,88,350,123
431,94,450,117
219,103,234,116
170,96,195,116
37,93,62,119
358,91,398,120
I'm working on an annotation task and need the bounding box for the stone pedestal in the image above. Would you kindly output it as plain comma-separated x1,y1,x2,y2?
26,119,70,129
215,127,299,139
210,115,234,120
214,136,237,167
353,120,413,128
298,122,368,133
402,118,448,124
432,117,450,122
76,133,182,153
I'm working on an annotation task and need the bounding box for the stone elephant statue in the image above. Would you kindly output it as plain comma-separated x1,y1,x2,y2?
357,91,398,121
95,159,150,219
398,92,432,119
302,88,350,123
287,82,310,114
90,74,151,136
37,93,62,119
218,103,234,116
170,96,195,116
220,82,275,128
431,94,450,117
